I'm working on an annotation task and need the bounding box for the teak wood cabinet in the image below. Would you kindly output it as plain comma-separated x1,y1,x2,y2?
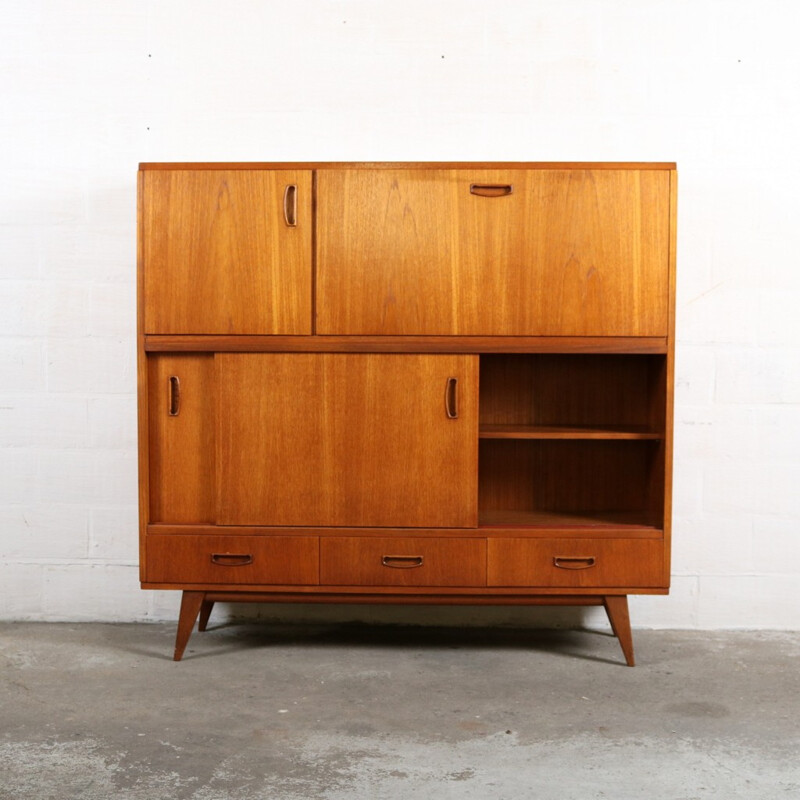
138,162,677,665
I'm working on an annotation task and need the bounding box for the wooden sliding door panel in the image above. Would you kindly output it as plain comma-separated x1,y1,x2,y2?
217,354,479,527
143,169,312,334
316,168,669,336
148,354,216,523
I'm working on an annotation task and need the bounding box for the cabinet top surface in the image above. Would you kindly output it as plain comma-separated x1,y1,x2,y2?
139,161,677,171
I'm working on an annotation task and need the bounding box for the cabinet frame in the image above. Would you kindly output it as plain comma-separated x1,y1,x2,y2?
137,162,677,666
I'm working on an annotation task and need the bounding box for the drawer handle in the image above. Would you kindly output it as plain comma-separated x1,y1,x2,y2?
445,377,458,419
168,376,180,416
382,555,424,569
554,556,596,570
470,183,513,198
211,553,254,567
283,184,297,227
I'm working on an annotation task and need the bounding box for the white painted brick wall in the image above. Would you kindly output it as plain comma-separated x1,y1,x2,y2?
1,0,798,628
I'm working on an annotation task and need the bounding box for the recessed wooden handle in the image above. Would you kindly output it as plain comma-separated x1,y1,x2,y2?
470,183,513,197
445,377,458,419
211,553,254,566
283,184,297,226
381,555,424,569
168,376,180,416
554,556,596,570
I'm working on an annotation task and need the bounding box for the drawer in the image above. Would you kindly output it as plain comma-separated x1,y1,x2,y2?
146,534,319,585
487,538,665,588
321,537,486,587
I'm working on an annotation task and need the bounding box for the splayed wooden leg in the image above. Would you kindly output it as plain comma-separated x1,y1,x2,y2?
603,595,635,667
198,598,215,632
174,591,205,661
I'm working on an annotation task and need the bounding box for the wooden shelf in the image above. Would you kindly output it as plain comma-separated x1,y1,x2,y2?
479,424,662,441
479,509,662,531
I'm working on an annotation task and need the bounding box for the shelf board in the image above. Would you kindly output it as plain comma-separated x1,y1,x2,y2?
479,424,662,440
479,509,662,531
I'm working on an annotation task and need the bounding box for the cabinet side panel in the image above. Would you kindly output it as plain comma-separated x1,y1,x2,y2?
148,354,216,522
662,168,678,586
137,170,148,580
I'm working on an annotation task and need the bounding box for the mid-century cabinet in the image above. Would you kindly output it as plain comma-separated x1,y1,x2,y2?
138,162,676,664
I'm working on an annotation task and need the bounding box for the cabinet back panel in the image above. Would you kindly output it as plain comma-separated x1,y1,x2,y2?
143,170,312,334
478,439,661,523
316,168,669,336
480,354,664,430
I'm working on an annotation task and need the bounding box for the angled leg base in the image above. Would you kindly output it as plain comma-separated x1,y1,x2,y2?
198,599,215,632
603,595,635,667
174,591,206,661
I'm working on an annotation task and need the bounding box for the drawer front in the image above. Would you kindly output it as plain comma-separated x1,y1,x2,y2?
146,535,319,585
321,537,486,587
488,538,665,588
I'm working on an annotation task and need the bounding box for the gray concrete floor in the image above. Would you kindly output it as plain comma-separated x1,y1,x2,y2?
1,621,798,799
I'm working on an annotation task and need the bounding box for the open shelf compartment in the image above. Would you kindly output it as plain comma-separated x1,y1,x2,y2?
479,353,666,440
478,354,667,531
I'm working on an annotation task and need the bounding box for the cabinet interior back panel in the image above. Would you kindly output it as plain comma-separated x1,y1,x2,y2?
316,169,670,337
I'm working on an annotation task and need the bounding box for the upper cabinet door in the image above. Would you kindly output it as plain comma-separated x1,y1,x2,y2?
316,168,670,337
142,169,312,334
217,353,478,528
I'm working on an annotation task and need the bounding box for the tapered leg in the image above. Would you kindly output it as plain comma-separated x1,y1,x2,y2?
174,591,205,661
603,595,635,667
198,599,215,632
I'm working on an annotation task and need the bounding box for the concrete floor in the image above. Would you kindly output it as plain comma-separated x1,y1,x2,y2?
1,622,798,799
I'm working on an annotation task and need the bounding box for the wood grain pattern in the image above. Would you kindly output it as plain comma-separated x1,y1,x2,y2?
140,162,677,171
143,169,312,334
144,582,666,597
146,534,319,585
148,354,216,523
487,538,665,588
316,169,670,336
144,335,669,354
147,523,662,540
320,537,486,587
136,170,149,580
477,510,662,531
479,424,661,440
662,169,678,587
216,353,479,527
